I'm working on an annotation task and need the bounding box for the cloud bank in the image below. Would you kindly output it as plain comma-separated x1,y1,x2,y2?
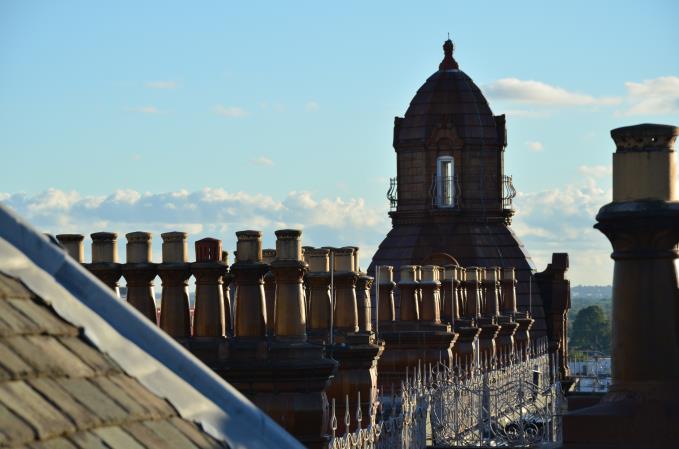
512,166,613,285
1,188,389,268
484,78,621,106
2,172,617,284
213,105,248,118
619,76,679,116
485,76,679,119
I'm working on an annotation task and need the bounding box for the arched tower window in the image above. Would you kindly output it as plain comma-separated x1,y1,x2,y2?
436,155,456,207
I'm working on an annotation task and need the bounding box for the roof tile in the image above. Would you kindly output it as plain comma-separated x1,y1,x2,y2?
9,298,78,337
108,374,176,418
26,436,79,449
172,418,228,449
4,335,94,378
0,300,42,336
0,340,33,380
28,377,103,429
0,380,75,441
94,426,146,449
0,401,35,445
90,375,155,420
143,419,202,449
122,421,171,448
67,431,110,449
56,377,128,423
58,336,121,375
0,274,32,300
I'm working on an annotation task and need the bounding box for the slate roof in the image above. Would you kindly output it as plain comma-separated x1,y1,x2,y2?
0,204,305,449
396,69,500,148
0,271,228,449
395,40,500,149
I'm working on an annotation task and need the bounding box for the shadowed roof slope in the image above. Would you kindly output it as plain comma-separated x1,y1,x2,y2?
0,271,228,449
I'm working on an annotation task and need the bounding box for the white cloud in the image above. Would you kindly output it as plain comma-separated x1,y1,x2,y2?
128,106,160,114
512,170,613,285
578,165,612,179
618,76,679,116
505,109,551,118
259,102,286,113
0,188,389,263
526,140,544,152
213,105,248,118
484,78,621,106
144,81,178,89
305,100,320,112
252,156,274,166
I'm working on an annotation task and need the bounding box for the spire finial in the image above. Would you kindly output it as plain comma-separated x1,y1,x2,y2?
439,36,459,71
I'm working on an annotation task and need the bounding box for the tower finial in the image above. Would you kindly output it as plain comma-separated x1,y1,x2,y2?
439,37,459,71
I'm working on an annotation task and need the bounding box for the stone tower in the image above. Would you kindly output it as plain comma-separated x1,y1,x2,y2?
369,39,547,334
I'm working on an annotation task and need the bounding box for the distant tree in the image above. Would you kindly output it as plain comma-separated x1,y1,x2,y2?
569,305,611,354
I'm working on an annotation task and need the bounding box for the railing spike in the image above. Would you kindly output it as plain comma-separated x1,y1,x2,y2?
330,397,337,439
356,390,362,428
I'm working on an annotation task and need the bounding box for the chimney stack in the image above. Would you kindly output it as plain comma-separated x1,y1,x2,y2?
158,232,192,337
232,231,268,338
271,230,307,340
122,232,158,322
56,234,84,262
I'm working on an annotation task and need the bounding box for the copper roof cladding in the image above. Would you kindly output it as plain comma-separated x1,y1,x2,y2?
395,39,499,148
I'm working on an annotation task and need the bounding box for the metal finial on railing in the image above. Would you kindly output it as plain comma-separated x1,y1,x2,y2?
330,398,337,439
356,390,363,429
344,395,351,432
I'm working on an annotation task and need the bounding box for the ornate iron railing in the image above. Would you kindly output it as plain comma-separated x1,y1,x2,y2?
387,177,398,210
329,339,563,449
502,175,517,209
430,175,461,209
430,345,562,447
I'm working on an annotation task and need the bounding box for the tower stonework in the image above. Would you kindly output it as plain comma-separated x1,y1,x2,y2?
369,39,547,334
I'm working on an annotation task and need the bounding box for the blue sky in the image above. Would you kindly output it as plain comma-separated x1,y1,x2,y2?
1,1,678,285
